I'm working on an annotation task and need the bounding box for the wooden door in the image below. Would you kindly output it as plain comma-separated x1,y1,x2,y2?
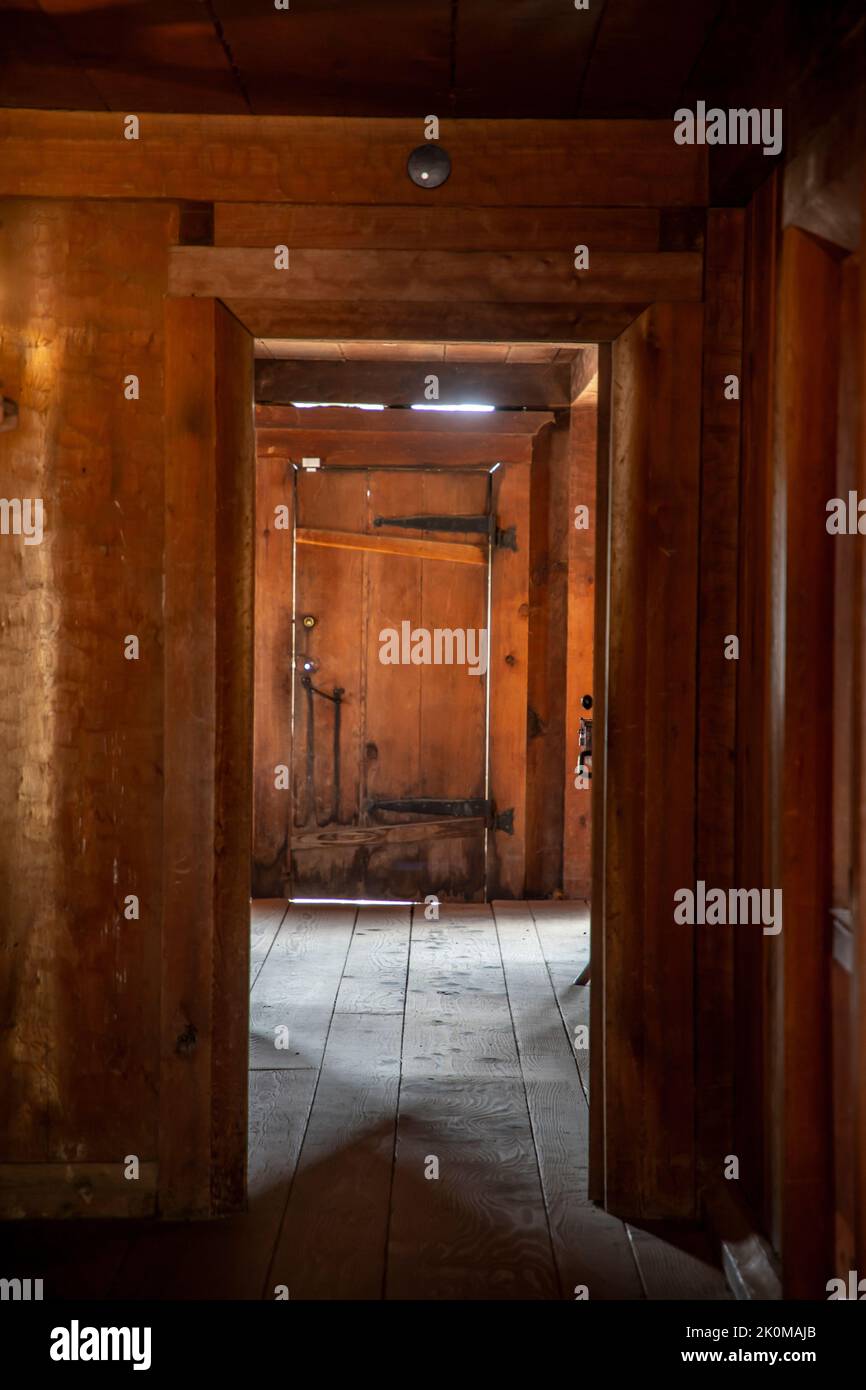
289,464,496,901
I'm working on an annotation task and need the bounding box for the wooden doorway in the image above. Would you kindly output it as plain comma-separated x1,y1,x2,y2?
290,462,494,901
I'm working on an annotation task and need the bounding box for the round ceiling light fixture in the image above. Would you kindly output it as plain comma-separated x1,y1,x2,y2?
407,144,451,189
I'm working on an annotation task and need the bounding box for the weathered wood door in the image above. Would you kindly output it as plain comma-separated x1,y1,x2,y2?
289,464,498,901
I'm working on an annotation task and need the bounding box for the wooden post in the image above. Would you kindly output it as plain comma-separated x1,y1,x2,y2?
161,298,254,1216
601,300,703,1219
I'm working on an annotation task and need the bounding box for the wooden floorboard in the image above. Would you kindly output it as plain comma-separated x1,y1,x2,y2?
493,901,643,1299
333,905,411,1014
267,1011,403,1299
627,1222,732,1301
385,904,559,1299
249,903,357,1069
249,898,289,989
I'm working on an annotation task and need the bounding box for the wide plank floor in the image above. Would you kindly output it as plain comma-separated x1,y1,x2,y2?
3,901,730,1301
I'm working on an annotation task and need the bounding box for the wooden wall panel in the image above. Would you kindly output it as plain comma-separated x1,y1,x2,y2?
252,455,294,897
694,209,744,1186
589,344,612,1203
162,298,254,1216
774,228,839,1297
488,461,531,900
563,397,597,898
733,172,779,1236
602,300,703,1219
525,412,571,897
0,112,707,208
0,199,173,1211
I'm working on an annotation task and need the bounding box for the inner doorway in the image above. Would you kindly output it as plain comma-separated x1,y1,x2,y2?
291,461,495,901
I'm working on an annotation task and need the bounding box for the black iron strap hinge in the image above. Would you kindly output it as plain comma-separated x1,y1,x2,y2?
368,797,515,834
373,513,517,551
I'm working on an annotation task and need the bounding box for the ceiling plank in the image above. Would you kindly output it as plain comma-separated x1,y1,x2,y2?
23,0,247,114
255,359,573,408
0,112,708,206
454,0,607,118
211,0,453,117
169,246,702,304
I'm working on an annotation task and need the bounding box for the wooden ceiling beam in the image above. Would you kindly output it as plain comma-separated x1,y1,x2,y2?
230,300,644,345
0,112,707,206
255,359,574,408
215,204,667,251
255,405,552,435
170,246,702,305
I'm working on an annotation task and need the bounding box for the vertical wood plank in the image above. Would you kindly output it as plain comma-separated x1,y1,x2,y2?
775,227,839,1297
161,297,254,1216
489,460,530,899
589,342,612,1203
563,393,597,898
695,208,744,1188
526,413,571,896
604,300,703,1219
253,455,293,897
734,172,779,1236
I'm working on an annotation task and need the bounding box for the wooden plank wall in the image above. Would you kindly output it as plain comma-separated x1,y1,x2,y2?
563,387,598,899
602,300,703,1219
0,198,174,1217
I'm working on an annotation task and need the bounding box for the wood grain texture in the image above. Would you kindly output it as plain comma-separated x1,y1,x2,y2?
249,905,357,1071
296,525,486,566
229,298,646,345
0,199,173,1195
216,204,664,251
563,395,597,897
492,902,642,1299
256,359,573,409
161,297,254,1216
170,245,703,304
589,342,612,1202
775,227,838,1298
488,461,531,899
253,457,293,896
0,112,708,207
603,300,703,1219
695,209,744,1187
734,173,779,1235
525,413,571,896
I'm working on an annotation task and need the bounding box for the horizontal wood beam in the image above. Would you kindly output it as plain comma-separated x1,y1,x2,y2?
0,112,707,206
290,816,486,849
229,300,644,344
296,526,486,566
170,246,702,305
216,204,704,251
258,432,533,468
255,405,552,434
255,358,573,408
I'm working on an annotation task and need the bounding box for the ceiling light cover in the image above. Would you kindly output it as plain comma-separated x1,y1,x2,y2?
407,145,451,189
